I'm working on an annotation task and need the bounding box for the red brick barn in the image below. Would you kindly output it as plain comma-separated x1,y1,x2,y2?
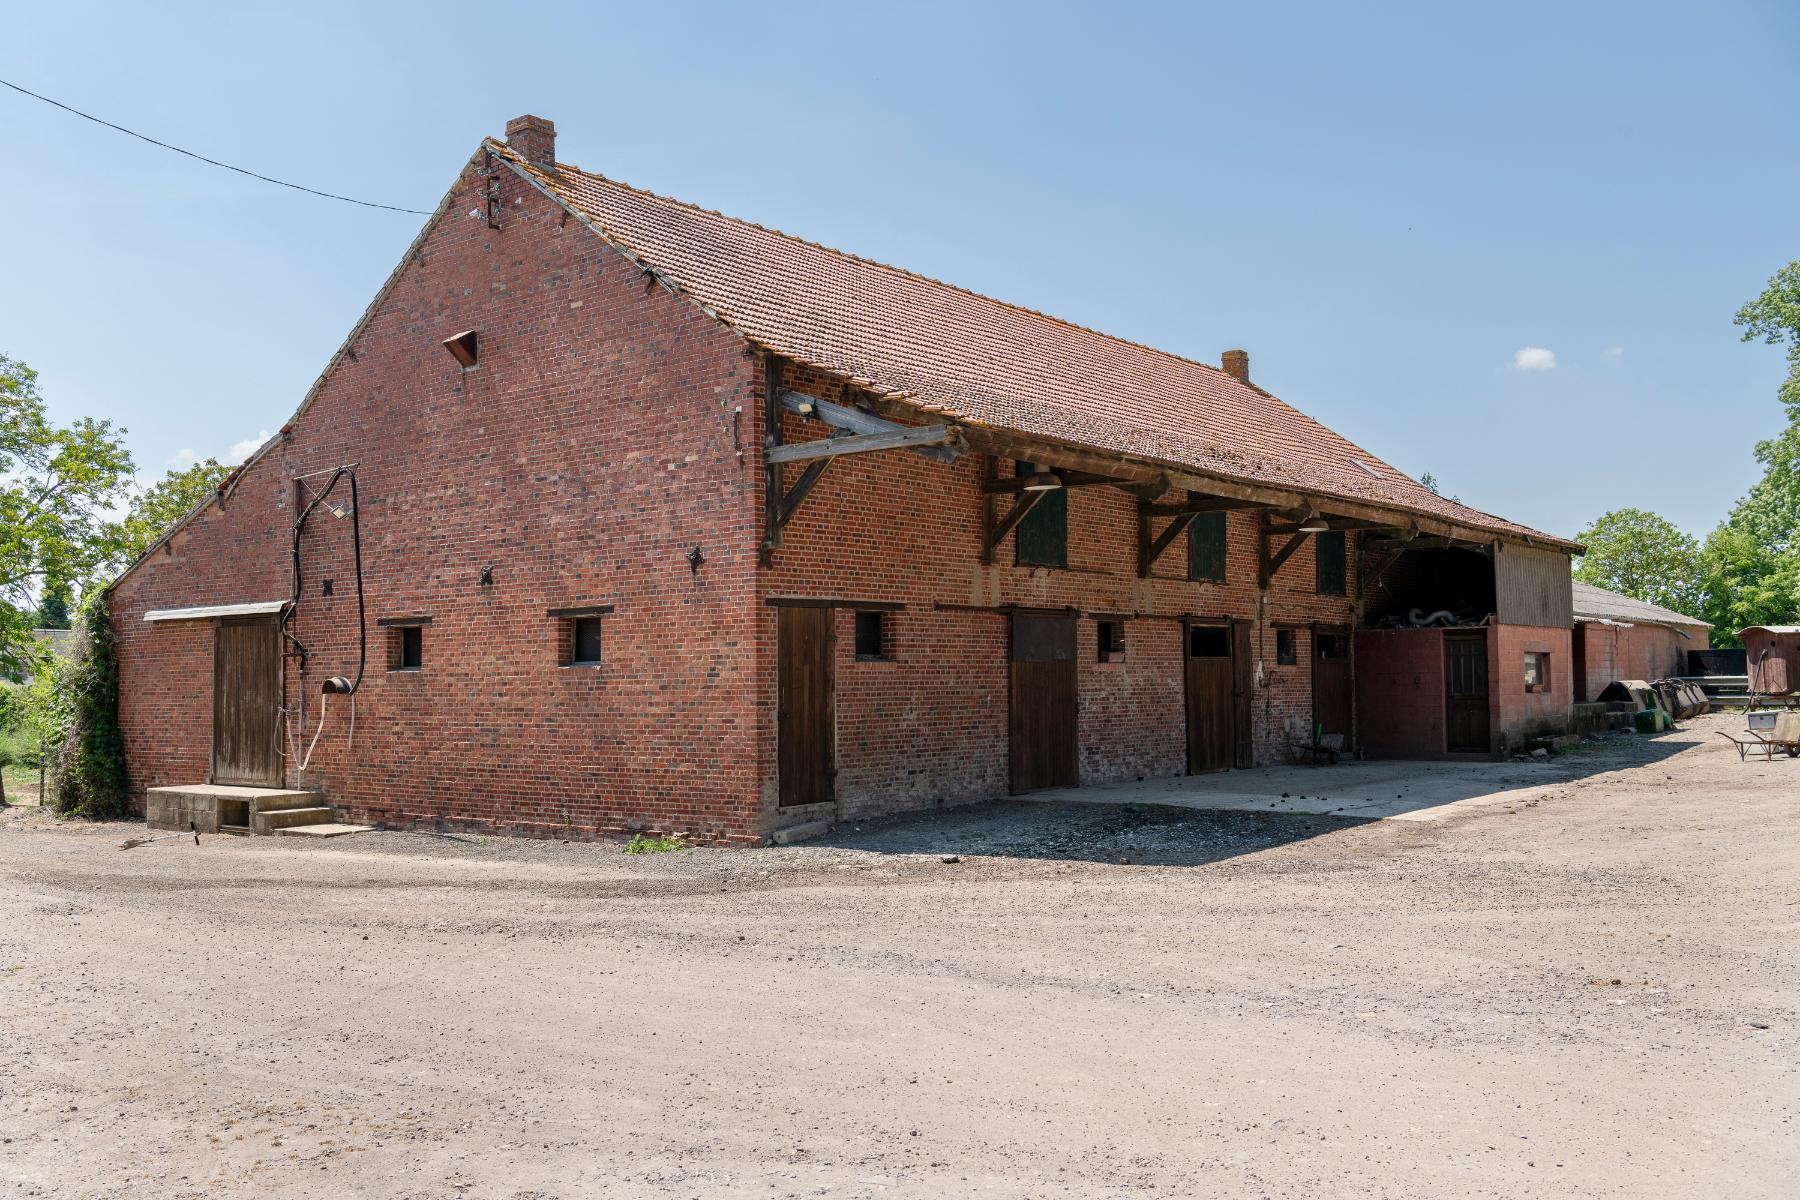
110,116,1581,843
1570,581,1710,701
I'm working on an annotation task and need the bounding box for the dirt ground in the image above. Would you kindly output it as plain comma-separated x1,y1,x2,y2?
2,715,1795,1198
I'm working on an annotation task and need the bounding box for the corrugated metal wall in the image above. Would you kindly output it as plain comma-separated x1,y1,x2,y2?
1494,544,1574,628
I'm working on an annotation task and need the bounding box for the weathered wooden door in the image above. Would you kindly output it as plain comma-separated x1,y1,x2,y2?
1444,631,1491,753
212,616,282,787
1232,619,1254,768
777,605,835,807
1312,625,1353,748
1009,612,1078,792
1186,623,1235,773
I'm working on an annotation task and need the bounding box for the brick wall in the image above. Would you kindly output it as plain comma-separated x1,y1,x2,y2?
110,151,767,843
1489,624,1573,751
758,365,1360,819
1575,621,1707,699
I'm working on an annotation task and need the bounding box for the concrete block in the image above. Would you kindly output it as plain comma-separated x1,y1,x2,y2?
770,820,831,845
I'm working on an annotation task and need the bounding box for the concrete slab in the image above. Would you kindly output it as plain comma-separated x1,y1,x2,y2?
1019,758,1562,823
275,823,371,838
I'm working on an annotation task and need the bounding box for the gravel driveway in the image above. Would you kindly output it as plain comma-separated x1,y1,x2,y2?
2,715,1794,1198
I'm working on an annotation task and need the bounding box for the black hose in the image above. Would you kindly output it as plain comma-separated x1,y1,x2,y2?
281,467,368,695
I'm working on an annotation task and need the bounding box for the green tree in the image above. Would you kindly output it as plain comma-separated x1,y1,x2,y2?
1572,508,1702,614
0,355,134,677
1737,260,1800,416
106,457,231,570
1693,261,1800,645
33,578,71,630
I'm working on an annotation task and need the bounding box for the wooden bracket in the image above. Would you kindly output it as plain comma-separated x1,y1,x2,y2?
1258,510,1311,588
773,457,833,532
981,465,1048,565
1137,498,1197,578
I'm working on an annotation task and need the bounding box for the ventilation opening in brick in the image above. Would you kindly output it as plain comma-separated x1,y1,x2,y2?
1097,618,1126,663
443,330,479,369
854,610,890,661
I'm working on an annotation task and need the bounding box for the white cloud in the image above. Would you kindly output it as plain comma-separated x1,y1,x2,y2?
1512,346,1557,372
228,430,272,464
1603,345,1624,360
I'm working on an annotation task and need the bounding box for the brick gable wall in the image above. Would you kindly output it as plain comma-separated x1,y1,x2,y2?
110,153,767,843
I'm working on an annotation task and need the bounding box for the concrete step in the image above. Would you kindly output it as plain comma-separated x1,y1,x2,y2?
770,820,832,845
275,822,372,838
251,806,336,834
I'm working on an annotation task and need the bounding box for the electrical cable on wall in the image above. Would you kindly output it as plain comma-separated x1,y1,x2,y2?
280,466,369,771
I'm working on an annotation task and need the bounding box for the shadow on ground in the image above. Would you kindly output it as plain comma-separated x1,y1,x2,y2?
802,727,1706,867
811,799,1366,867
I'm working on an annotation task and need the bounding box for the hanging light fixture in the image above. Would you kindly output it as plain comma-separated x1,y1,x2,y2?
1022,466,1064,491
1298,514,1330,533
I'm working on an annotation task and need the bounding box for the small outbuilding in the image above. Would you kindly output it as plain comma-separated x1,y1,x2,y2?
1570,582,1710,702
1742,626,1800,695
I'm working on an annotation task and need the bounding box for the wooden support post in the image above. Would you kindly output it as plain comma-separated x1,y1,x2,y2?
761,356,784,566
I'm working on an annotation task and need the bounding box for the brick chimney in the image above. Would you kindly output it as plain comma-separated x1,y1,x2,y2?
505,114,557,172
1221,349,1250,383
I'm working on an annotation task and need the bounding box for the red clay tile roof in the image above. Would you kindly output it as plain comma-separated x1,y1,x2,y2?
490,141,1573,550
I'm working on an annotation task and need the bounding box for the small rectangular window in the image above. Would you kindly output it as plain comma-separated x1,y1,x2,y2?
570,616,602,666
1524,651,1550,693
392,624,422,671
1316,631,1347,660
854,610,889,661
1189,625,1230,658
1315,530,1347,596
1276,628,1298,665
1097,619,1126,662
1188,506,1227,582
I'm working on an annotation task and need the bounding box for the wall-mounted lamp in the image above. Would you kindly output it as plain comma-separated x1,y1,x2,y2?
479,564,494,586
443,330,479,369
686,546,705,573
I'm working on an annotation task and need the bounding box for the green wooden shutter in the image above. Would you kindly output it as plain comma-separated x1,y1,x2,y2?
1316,530,1346,595
1188,508,1227,582
1014,464,1068,568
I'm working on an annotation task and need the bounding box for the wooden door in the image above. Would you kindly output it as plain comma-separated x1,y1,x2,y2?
777,605,835,808
212,616,282,786
1186,623,1235,773
1444,631,1491,753
1312,625,1353,749
1232,619,1254,768
1009,613,1078,792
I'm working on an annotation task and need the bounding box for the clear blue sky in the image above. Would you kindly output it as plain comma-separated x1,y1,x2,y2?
4,1,1797,540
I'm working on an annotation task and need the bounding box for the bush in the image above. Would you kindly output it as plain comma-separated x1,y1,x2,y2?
49,594,129,819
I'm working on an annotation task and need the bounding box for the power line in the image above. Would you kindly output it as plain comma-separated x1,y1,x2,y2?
0,77,430,215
